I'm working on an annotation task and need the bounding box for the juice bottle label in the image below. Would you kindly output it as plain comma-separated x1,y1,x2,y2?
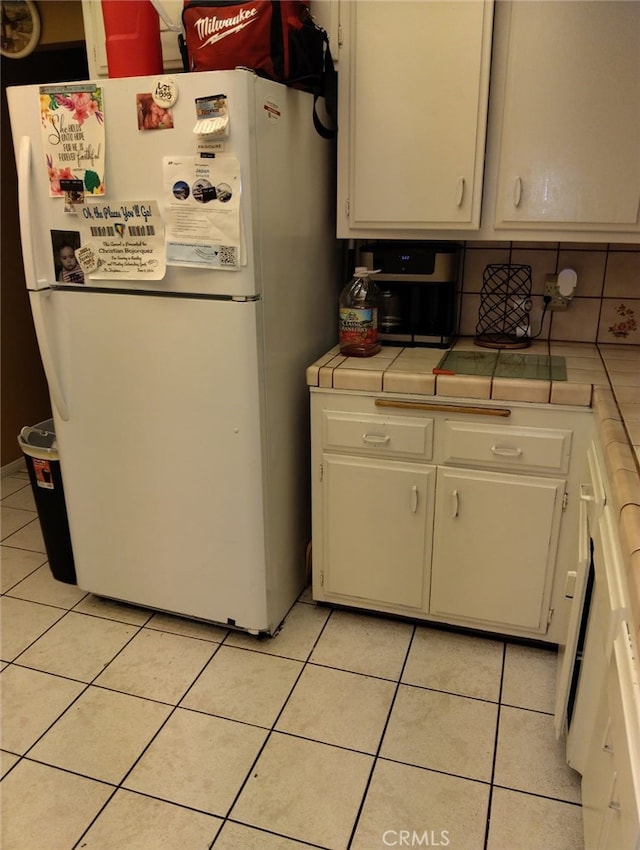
339,307,379,348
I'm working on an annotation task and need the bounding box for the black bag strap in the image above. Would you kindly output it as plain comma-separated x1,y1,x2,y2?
312,29,337,140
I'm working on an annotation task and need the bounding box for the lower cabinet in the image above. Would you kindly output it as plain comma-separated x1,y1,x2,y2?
431,466,564,633
310,391,591,641
580,623,640,850
321,455,435,611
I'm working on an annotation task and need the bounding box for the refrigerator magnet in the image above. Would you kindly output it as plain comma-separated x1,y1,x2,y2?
152,77,178,109
193,94,229,138
136,92,174,131
60,178,85,213
75,244,100,276
40,85,105,197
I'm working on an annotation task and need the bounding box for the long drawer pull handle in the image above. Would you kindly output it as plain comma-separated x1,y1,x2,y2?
411,485,418,513
490,445,523,457
362,433,391,446
452,489,459,518
456,177,465,207
375,399,511,417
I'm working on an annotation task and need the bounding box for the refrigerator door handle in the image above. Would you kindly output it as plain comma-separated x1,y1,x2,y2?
18,136,69,420
30,289,70,421
18,136,48,291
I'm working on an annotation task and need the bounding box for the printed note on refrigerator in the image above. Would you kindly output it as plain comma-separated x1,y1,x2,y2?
76,201,166,280
163,155,242,269
40,85,106,198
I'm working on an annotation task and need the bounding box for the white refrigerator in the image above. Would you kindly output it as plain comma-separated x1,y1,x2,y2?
7,69,338,634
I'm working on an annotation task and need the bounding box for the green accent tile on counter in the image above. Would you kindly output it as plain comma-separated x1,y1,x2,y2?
436,350,567,381
495,354,567,381
435,350,498,375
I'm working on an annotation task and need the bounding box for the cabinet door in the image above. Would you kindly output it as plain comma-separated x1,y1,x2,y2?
431,467,564,633
493,1,640,231
320,455,435,611
337,0,493,234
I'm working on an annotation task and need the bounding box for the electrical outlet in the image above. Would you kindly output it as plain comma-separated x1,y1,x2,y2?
544,275,569,310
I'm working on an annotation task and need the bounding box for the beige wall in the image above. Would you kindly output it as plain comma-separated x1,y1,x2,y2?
39,0,86,46
458,242,640,346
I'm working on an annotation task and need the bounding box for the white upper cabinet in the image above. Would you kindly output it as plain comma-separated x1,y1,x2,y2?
336,0,494,237
489,0,640,233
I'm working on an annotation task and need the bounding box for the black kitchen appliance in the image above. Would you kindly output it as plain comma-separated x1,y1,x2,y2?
358,242,459,347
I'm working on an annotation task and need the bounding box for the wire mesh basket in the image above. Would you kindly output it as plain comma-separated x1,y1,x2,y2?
475,264,533,349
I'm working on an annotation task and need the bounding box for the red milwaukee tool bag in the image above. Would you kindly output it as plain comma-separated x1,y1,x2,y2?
180,0,336,138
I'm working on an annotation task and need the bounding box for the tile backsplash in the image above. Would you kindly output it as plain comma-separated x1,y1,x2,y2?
458,242,640,345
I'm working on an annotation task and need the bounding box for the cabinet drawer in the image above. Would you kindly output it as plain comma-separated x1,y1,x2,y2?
322,411,433,460
442,420,572,473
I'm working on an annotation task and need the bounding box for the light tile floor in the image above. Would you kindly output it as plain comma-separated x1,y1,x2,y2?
1,463,585,850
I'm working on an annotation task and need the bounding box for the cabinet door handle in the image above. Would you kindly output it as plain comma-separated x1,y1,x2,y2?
456,177,465,207
490,445,523,458
362,433,390,446
514,176,523,207
452,489,459,518
411,485,419,513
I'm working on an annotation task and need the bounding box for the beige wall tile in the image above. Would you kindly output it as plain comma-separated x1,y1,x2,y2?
509,249,557,296
615,386,640,404
549,298,600,342
550,342,599,357
319,365,336,388
628,550,640,640
597,299,640,344
435,374,491,399
565,368,609,387
465,241,512,249
491,378,550,403
512,242,560,250
603,251,640,298
625,421,640,446
550,382,592,406
599,418,629,446
620,403,640,422
557,250,606,297
383,371,435,395
598,343,640,361
619,504,640,561
612,469,640,516
332,367,383,392
459,293,482,337
604,442,638,486
462,248,511,293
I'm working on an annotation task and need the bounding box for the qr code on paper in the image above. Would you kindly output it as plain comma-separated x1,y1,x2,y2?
219,246,238,267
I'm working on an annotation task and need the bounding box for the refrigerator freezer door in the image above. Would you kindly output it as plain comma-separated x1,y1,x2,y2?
7,70,272,298
53,289,271,631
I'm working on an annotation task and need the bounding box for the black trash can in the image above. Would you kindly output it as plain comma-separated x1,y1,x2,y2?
18,419,77,585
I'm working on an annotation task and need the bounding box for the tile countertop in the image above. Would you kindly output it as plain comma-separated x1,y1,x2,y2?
307,339,640,650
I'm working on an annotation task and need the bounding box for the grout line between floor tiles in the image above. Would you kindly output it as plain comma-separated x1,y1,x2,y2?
344,623,419,850
489,782,584,808
203,604,338,845
482,641,507,850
